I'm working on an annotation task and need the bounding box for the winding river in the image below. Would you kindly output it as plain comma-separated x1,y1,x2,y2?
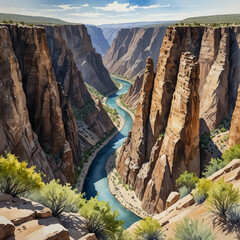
82,78,141,228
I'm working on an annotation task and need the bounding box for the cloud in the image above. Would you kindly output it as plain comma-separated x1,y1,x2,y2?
94,1,170,12
41,4,89,11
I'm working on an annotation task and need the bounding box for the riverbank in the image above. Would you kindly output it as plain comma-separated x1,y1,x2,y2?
116,97,135,121
75,86,125,193
105,149,152,219
111,74,134,84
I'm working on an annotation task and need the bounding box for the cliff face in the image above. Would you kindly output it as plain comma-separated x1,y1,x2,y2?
44,25,92,109
123,75,144,110
103,26,167,79
86,25,110,56
0,26,54,181
45,25,116,94
0,25,85,184
117,26,240,214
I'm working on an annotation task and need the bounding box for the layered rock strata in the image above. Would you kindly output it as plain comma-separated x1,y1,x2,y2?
44,25,116,94
123,75,144,111
117,51,200,214
104,26,167,79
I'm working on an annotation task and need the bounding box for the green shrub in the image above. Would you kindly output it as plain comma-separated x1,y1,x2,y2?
20,21,25,25
203,158,227,177
176,171,199,192
193,178,213,203
79,196,124,239
9,20,13,24
173,217,216,240
207,178,240,217
134,217,164,240
3,20,7,23
226,205,240,225
0,153,44,197
117,230,132,240
35,179,84,217
179,186,191,199
222,144,240,163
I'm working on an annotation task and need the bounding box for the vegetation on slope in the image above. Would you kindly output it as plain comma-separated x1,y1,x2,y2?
0,12,69,25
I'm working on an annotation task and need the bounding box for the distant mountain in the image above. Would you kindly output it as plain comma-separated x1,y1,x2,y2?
181,14,240,24
0,12,70,24
86,25,110,56
99,21,176,46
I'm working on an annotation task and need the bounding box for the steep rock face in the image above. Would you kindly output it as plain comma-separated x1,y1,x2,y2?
0,26,54,181
117,58,155,187
117,51,200,214
44,25,92,109
86,25,110,56
48,25,116,94
1,24,79,184
142,53,200,213
7,25,66,154
123,75,144,110
227,83,240,147
103,27,167,79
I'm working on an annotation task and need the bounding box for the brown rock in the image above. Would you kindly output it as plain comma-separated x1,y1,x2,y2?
80,233,98,240
228,81,240,147
35,208,52,218
0,194,12,202
123,75,144,110
0,216,15,240
176,194,195,210
117,57,155,186
142,52,200,214
200,28,230,133
45,25,116,94
0,26,55,181
166,192,180,209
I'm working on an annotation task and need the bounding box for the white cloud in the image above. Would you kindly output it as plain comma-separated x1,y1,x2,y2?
94,1,170,12
41,4,89,11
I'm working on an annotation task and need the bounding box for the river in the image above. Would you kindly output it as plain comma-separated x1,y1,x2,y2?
82,78,141,228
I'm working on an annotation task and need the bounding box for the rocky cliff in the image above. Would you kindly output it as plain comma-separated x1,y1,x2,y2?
44,25,116,94
123,75,144,111
117,25,240,214
86,25,110,56
103,26,167,79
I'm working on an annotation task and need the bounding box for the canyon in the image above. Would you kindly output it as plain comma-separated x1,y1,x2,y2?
0,23,115,186
103,26,168,80
116,26,240,214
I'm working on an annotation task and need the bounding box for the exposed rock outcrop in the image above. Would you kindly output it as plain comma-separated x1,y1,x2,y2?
117,57,155,187
86,25,110,56
104,26,167,79
44,25,116,94
44,25,92,109
227,81,240,147
123,75,144,110
0,26,54,181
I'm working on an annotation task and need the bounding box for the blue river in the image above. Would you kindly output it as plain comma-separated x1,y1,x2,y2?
82,78,141,228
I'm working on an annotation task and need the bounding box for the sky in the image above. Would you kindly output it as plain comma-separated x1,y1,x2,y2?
0,0,240,25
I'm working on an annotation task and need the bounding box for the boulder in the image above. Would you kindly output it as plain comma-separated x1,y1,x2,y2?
80,233,98,240
0,216,15,240
166,192,180,209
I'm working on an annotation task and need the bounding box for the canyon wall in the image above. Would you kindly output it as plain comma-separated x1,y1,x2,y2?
103,26,167,79
43,25,115,152
44,25,116,94
117,26,240,214
86,25,110,56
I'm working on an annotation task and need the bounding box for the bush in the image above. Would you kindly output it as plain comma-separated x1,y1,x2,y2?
79,196,124,239
34,179,84,217
179,186,191,199
222,144,240,163
203,158,227,177
207,178,240,217
193,178,213,203
117,230,132,240
173,217,216,240
0,153,44,197
9,20,13,24
176,171,199,192
226,205,240,225
134,217,164,240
